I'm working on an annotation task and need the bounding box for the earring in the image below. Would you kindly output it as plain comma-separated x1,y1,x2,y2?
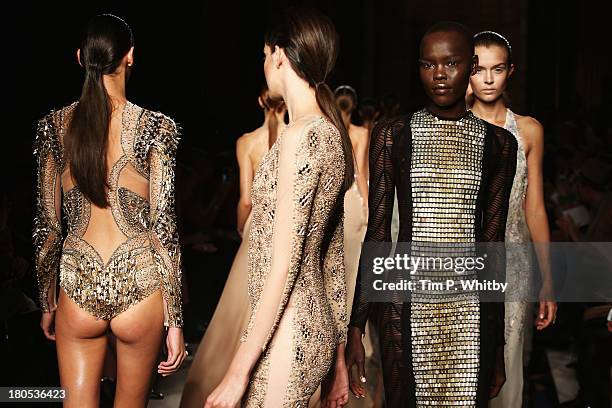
128,63,133,67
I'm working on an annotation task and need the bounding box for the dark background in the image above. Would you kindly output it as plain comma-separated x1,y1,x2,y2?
2,0,611,404
7,1,611,165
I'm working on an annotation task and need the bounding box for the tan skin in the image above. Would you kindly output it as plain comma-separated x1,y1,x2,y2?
236,101,286,236
336,94,369,212
40,47,186,407
205,44,349,408
346,30,509,400
468,44,557,329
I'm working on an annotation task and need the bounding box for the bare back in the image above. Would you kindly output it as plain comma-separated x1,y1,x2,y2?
33,101,183,327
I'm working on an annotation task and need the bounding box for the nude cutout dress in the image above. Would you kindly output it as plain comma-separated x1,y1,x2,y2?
239,116,347,407
33,101,183,327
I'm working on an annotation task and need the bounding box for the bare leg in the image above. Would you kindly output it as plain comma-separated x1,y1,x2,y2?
55,289,109,408
103,333,117,379
111,290,164,408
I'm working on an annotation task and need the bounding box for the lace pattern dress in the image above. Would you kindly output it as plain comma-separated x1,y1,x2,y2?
240,116,347,407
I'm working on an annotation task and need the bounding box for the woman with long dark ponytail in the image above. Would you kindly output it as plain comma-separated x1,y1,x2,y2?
205,7,351,408
33,14,186,406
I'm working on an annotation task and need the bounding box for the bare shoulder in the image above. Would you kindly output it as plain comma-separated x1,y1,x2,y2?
350,124,369,143
236,130,252,146
516,113,544,149
238,126,264,148
516,114,543,133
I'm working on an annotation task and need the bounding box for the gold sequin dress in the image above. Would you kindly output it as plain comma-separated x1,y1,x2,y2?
350,109,517,407
240,116,347,407
33,101,183,327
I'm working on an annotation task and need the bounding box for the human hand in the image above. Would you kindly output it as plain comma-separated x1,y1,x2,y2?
158,327,188,376
40,311,56,341
345,327,367,398
536,283,557,330
321,351,349,408
204,370,249,408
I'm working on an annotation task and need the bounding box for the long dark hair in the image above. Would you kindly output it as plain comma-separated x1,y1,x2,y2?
265,7,354,192
259,84,285,148
65,14,133,208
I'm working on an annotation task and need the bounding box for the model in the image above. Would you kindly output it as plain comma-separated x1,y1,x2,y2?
345,22,517,407
34,14,186,407
469,30,557,408
205,7,351,408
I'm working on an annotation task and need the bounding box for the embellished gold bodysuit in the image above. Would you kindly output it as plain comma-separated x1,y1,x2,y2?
240,117,347,407
33,101,183,327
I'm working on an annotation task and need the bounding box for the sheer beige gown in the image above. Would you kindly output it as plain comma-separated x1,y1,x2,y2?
181,131,266,407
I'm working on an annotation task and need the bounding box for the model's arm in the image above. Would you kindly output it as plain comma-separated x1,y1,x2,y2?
523,117,557,329
236,136,254,237
345,119,397,397
33,114,63,314
322,164,348,346
348,119,396,333
149,117,183,328
482,126,517,398
354,126,370,210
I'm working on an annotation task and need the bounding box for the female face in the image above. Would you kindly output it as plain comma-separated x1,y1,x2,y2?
419,31,474,108
470,45,513,103
263,44,283,99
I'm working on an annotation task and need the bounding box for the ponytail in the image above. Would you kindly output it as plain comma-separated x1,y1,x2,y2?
64,14,133,208
264,7,354,192
260,84,285,149
267,111,279,149
315,82,354,193
66,68,112,207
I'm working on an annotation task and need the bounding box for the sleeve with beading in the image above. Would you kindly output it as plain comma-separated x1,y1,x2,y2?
321,133,348,345
348,118,397,333
149,116,183,327
482,124,518,387
33,113,63,313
